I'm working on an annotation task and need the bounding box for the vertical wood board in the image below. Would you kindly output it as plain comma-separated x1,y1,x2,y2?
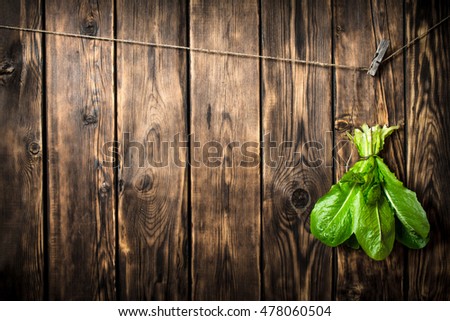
46,0,115,300
190,0,261,300
0,0,44,300
261,0,333,300
117,0,189,300
406,0,450,300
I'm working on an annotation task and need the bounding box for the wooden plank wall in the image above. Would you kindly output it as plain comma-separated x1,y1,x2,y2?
0,0,448,300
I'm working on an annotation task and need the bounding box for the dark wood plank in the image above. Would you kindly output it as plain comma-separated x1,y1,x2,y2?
46,0,115,299
190,0,260,300
0,0,43,300
116,0,188,300
261,0,333,300
334,0,405,300
406,0,450,300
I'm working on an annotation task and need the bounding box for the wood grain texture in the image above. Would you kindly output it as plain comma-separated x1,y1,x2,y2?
1,0,450,301
406,0,450,300
0,0,43,300
46,0,115,300
116,0,188,300
334,0,405,300
261,0,333,300
190,0,260,300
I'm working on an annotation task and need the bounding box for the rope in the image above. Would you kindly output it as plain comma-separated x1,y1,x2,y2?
381,14,450,64
0,13,448,73
0,24,366,71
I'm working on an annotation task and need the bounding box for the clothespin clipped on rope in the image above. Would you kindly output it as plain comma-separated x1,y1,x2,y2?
367,39,390,76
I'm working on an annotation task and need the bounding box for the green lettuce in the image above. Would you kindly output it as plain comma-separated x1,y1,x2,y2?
310,124,430,260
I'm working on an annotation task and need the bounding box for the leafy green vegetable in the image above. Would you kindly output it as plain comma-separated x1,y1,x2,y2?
310,160,370,247
310,124,430,260
310,184,358,247
395,217,429,249
376,158,430,240
353,188,395,260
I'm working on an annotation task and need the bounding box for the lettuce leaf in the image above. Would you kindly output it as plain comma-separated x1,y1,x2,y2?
310,160,372,246
376,157,430,246
310,183,357,246
353,188,395,260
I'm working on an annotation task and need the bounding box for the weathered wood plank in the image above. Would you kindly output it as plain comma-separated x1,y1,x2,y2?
190,0,260,300
0,0,43,300
46,0,115,299
334,0,405,300
116,0,188,300
406,0,450,300
261,0,333,300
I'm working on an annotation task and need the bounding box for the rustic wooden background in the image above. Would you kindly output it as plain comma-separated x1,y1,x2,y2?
0,0,449,300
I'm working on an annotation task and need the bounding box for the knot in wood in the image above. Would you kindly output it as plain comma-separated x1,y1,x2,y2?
335,117,352,132
99,182,110,195
135,174,153,193
291,188,310,209
0,60,16,85
0,60,15,75
83,112,98,126
81,17,98,36
28,142,41,155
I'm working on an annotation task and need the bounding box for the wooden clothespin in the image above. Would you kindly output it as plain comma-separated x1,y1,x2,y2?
367,39,390,76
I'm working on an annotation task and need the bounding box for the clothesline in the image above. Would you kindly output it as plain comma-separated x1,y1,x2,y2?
0,14,448,73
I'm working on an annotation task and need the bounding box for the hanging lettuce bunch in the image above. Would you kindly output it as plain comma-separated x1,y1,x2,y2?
310,124,430,260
